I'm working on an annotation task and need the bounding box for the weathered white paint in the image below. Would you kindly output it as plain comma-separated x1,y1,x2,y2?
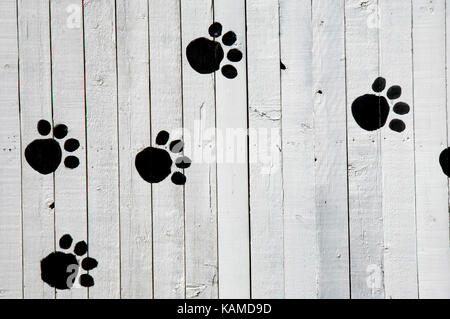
181,0,219,299
246,0,284,299
0,0,449,299
18,0,55,299
379,0,418,299
148,0,185,299
345,0,384,299
50,0,88,299
83,0,120,299
214,0,251,299
0,0,22,299
280,0,319,299
413,0,450,299
312,0,350,299
116,0,153,299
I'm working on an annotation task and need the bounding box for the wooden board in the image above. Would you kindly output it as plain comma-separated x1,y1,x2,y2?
345,0,384,299
148,0,185,299
1,0,450,299
413,0,450,299
280,0,319,299
180,0,219,299
378,0,418,299
50,0,88,299
246,0,284,299
83,0,120,299
0,0,22,299
116,0,153,299
312,0,350,299
214,0,251,299
18,0,55,299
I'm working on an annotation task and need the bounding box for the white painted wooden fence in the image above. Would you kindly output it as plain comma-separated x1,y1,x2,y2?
0,0,449,299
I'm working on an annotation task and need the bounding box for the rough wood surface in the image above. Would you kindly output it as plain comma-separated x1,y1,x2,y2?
0,0,449,299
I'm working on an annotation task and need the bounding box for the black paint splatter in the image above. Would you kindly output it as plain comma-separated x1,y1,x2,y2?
171,172,187,185
393,102,410,115
135,131,191,185
175,156,192,169
351,77,410,133
352,94,390,131
41,234,98,290
389,119,406,133
208,22,222,38
186,38,224,74
372,77,386,93
25,120,81,174
222,31,237,46
135,147,173,184
439,148,450,177
221,65,238,79
186,22,243,79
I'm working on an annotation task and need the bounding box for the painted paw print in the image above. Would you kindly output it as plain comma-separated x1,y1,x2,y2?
186,22,243,79
41,234,98,290
135,130,191,185
25,119,80,175
351,77,410,133
439,148,450,177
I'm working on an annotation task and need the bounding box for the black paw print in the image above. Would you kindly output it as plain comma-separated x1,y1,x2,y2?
25,119,80,175
135,130,191,185
41,234,98,290
351,77,410,133
186,22,243,79
439,148,450,177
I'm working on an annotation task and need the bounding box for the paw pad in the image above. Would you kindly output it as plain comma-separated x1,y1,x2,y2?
186,22,243,79
25,119,80,174
351,77,410,133
41,234,98,290
135,130,191,185
439,147,450,177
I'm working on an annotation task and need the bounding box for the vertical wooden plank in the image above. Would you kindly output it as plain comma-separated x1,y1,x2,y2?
379,0,418,299
116,0,153,298
83,0,120,298
280,0,319,298
312,0,350,298
246,0,284,298
50,0,88,299
181,0,218,299
0,0,22,299
148,0,185,298
18,0,55,299
444,0,450,299
413,0,450,298
345,0,384,299
213,0,251,299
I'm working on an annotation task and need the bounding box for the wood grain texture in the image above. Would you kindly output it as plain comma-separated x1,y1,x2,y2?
116,0,153,299
345,0,384,299
83,0,120,299
180,0,219,299
246,0,284,299
18,0,55,299
312,0,350,299
413,0,450,299
0,0,22,299
379,0,418,299
148,0,185,299
280,0,319,299
2,0,450,299
50,0,88,299
214,0,251,299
